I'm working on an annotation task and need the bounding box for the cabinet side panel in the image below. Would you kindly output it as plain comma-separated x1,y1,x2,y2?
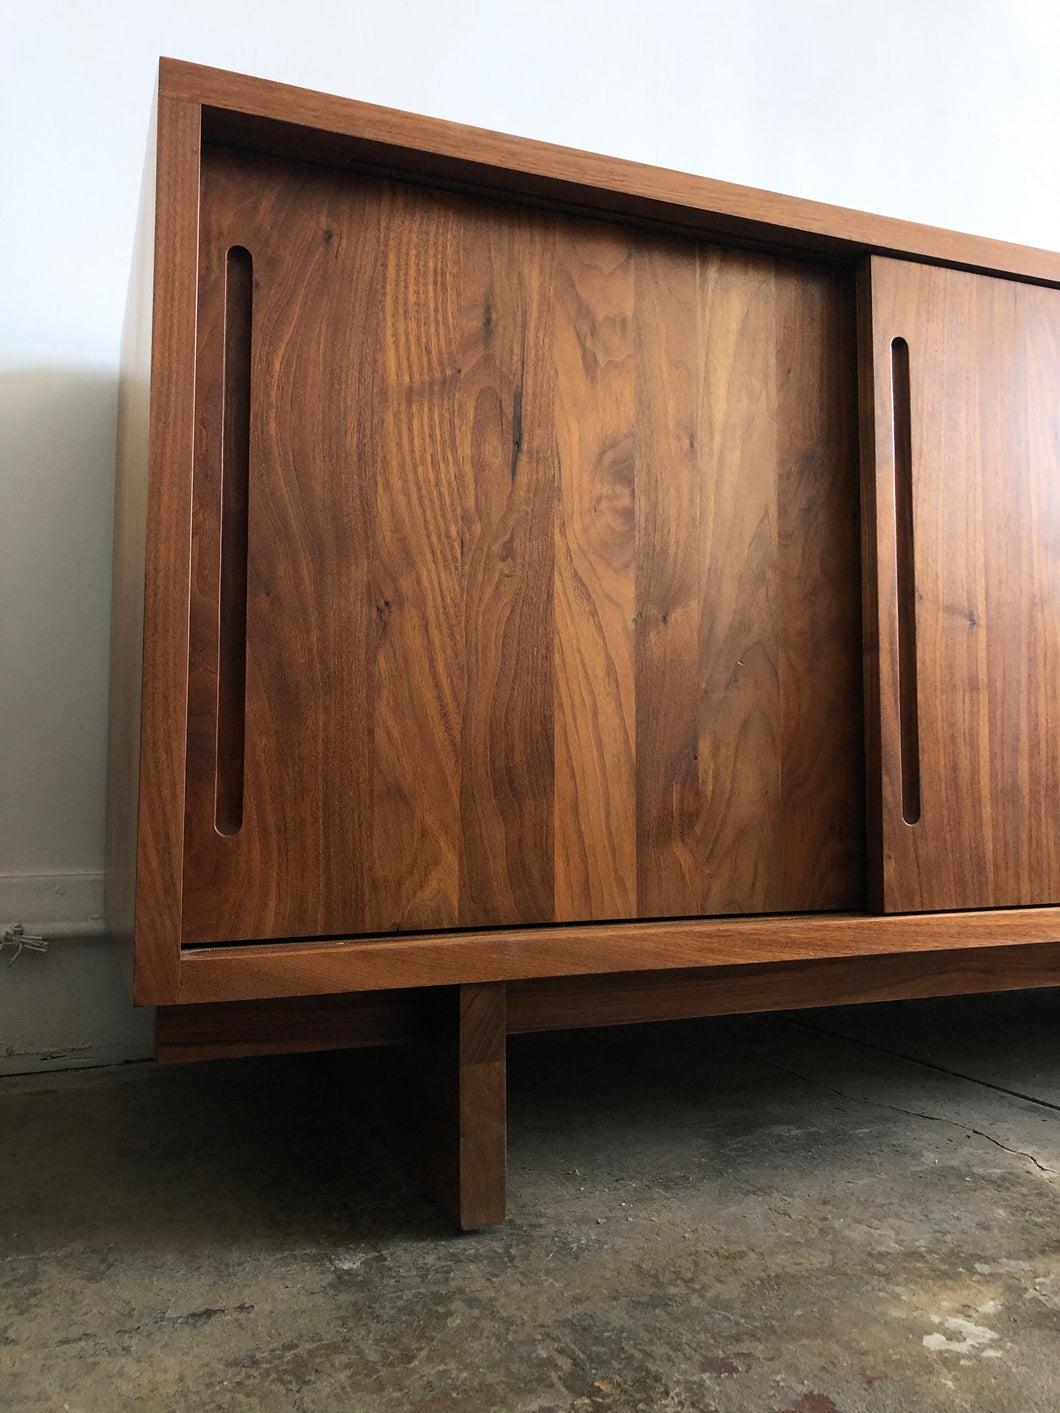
124,95,201,1002
105,93,158,989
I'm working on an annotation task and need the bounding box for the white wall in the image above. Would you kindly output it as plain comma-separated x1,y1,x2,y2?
1,0,1057,1067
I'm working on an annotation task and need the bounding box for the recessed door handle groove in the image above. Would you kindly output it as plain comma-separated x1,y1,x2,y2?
890,335,921,826
215,245,253,837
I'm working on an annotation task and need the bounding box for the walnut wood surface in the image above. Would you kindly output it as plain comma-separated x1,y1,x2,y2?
112,64,1060,1017
180,144,864,943
117,94,202,1003
159,59,1060,288
156,941,1060,1060
155,990,435,1062
454,982,507,1228
105,93,158,989
357,983,507,1230
506,943,1060,1032
176,908,1060,1002
863,256,1060,911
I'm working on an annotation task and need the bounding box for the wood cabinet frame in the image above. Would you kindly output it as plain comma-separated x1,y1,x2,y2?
109,60,1060,1226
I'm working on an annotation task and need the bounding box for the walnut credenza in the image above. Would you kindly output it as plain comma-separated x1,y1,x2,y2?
107,59,1060,1227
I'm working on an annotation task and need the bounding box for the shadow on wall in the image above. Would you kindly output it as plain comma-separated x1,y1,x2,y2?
0,369,159,1075
0,368,121,880
0,933,155,1075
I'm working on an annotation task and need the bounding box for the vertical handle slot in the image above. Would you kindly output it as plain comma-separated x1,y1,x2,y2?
890,336,921,826
215,245,253,837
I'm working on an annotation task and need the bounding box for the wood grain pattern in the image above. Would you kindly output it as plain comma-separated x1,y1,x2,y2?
114,66,1060,1230
184,156,563,941
506,942,1060,1033
156,939,1060,1058
105,88,158,991
155,990,434,1062
367,182,463,932
176,907,1060,1002
553,222,638,918
357,983,507,1230
697,251,782,910
633,237,703,914
183,150,378,942
161,60,1060,287
774,261,865,905
179,145,865,946
456,210,556,927
633,247,864,917
863,256,1060,911
123,94,202,1003
1023,289,1060,896
856,264,885,912
454,982,507,1229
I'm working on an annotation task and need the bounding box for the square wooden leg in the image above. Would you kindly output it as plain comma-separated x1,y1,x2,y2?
361,981,507,1231
448,982,507,1230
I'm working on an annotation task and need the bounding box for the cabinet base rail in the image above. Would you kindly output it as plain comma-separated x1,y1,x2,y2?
156,943,1060,1229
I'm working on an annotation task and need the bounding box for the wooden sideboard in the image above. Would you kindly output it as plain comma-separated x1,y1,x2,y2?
107,59,1060,1228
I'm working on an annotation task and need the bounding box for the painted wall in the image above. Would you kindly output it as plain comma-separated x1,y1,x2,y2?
1,0,1057,1067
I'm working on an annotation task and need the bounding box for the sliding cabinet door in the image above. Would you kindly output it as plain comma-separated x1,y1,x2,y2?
861,255,1060,912
181,142,866,945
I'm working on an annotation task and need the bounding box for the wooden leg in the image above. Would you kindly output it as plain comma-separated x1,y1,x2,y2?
446,982,507,1230
362,981,507,1231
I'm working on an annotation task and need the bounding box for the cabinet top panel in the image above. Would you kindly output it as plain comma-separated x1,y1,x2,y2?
158,58,1059,288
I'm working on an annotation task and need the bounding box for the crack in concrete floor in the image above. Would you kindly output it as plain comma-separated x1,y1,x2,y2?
746,1053,1060,1177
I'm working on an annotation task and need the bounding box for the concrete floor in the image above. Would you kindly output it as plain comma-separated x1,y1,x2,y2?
3,991,1060,1412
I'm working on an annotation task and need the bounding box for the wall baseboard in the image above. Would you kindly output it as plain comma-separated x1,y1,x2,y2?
1,869,106,932
0,873,153,1075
